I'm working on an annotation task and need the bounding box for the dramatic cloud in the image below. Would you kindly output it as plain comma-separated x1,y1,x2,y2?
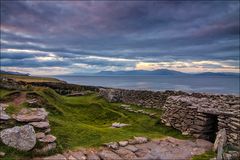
1,1,239,75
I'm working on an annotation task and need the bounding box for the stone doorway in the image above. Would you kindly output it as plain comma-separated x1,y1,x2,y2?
202,114,219,142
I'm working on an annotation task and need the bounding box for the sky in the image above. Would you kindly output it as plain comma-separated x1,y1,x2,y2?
1,0,239,75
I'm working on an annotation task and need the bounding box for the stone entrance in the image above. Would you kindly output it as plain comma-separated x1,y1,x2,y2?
202,114,218,142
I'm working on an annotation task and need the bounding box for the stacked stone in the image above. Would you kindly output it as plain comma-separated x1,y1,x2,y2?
161,96,198,134
161,94,240,148
99,88,185,109
12,108,57,153
218,115,240,147
0,106,57,153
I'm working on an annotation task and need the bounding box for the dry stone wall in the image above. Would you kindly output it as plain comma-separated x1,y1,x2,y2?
99,88,187,108
99,88,240,148
161,95,240,147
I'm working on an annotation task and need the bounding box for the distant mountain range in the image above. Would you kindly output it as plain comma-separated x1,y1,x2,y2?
1,69,239,77
0,70,30,76
96,69,239,77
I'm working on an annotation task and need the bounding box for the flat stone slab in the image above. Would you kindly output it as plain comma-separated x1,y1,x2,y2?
30,121,50,129
98,150,122,160
39,134,56,143
86,151,100,160
111,122,129,128
125,145,139,152
36,132,45,139
134,137,213,160
70,151,87,160
13,108,48,122
43,154,66,160
39,136,214,160
113,148,137,159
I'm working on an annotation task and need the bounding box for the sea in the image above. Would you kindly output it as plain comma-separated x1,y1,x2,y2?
55,75,240,95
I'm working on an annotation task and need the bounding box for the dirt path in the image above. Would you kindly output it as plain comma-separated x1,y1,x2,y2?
37,137,213,160
13,93,26,106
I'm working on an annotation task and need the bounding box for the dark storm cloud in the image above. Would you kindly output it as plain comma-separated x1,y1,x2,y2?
1,0,239,74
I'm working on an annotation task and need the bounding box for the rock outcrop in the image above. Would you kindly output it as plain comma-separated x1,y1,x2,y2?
0,125,36,151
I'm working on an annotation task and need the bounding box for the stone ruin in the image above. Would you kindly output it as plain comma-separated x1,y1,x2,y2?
99,88,240,149
161,94,240,147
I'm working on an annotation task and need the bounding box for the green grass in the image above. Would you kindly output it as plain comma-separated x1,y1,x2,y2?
0,89,18,99
5,102,29,115
0,74,62,83
44,91,188,149
0,88,189,159
191,150,216,160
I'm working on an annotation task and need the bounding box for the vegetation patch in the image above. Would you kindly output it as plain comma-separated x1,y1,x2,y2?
191,150,216,160
0,74,62,83
0,87,189,159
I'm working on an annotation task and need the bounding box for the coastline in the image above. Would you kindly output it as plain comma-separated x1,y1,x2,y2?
54,75,240,95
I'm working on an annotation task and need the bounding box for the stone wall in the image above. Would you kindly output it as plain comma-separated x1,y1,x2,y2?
1,76,239,148
161,95,240,147
99,88,187,108
0,76,100,94
99,88,240,148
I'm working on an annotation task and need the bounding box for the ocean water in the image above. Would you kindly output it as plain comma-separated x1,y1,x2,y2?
55,75,239,95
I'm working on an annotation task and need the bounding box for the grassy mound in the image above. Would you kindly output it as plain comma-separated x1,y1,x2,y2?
0,87,188,159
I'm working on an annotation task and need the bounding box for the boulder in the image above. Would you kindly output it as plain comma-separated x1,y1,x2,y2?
13,108,48,122
0,125,36,151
